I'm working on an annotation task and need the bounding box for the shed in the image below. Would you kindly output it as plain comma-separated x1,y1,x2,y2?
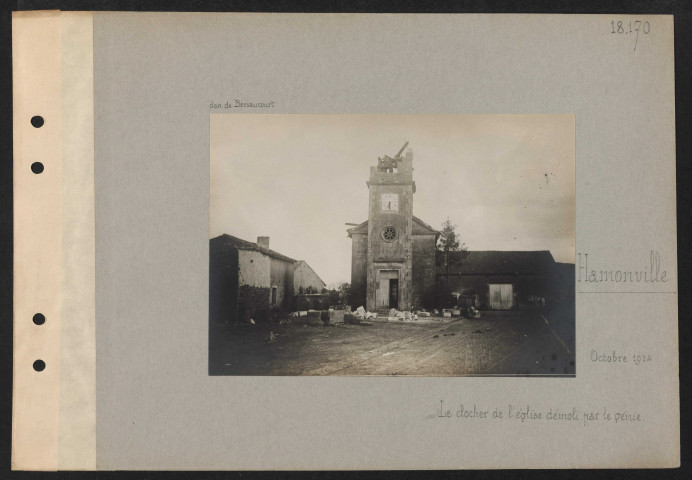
436,250,562,310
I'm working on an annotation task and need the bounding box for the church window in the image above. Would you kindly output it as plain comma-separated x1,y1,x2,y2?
381,226,397,242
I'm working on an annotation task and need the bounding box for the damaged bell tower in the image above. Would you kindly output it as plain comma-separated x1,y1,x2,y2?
347,141,439,312
364,142,415,312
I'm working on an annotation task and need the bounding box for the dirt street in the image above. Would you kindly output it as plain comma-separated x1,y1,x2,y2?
209,309,575,376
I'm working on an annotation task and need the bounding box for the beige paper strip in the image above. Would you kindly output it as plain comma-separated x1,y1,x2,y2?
59,11,96,470
13,11,97,470
12,10,63,471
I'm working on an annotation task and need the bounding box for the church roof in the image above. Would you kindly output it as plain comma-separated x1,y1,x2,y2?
412,216,439,235
210,234,297,263
439,250,557,275
346,216,440,237
345,220,368,236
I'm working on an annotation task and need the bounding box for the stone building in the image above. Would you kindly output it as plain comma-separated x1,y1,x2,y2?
347,145,571,312
209,234,325,323
347,146,439,312
293,260,326,294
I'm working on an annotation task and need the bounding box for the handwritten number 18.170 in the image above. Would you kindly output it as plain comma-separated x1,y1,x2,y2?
611,20,650,51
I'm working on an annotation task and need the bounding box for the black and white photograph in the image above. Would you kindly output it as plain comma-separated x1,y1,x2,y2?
209,114,575,376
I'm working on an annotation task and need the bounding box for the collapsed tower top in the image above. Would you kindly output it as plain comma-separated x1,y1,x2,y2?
376,141,409,173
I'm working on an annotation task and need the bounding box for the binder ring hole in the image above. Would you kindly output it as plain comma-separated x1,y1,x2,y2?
33,360,45,372
32,313,45,325
31,116,44,128
31,162,44,174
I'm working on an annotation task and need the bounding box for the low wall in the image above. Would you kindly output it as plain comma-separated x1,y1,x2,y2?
294,294,330,311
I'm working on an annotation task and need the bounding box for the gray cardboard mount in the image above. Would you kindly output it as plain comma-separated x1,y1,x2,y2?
92,13,677,469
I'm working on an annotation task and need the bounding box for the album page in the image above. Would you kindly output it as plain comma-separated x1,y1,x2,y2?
12,11,678,470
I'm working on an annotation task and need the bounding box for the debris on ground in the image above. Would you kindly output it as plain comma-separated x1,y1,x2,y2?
473,329,483,334
321,310,330,325
433,334,439,338
266,331,277,343
250,319,255,325
381,308,422,322
307,310,323,326
356,306,366,317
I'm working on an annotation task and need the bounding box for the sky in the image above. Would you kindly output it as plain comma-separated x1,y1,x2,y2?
210,114,575,286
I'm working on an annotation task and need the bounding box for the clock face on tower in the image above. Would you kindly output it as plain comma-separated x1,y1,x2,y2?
381,193,399,212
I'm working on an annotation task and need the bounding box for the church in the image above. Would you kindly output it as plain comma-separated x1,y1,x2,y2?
347,144,569,313
346,144,439,312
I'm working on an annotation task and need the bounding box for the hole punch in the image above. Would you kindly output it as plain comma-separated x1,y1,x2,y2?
33,360,45,372
30,116,44,128
31,162,44,174
32,313,45,325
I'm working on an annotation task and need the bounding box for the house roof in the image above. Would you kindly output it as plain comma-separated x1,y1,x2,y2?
346,216,440,237
439,250,556,275
210,234,297,263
